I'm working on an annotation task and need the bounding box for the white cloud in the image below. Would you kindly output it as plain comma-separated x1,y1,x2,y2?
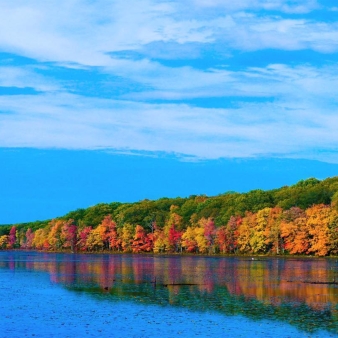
1,0,338,163
1,59,338,162
188,0,319,13
212,15,338,53
0,0,336,69
0,0,212,66
110,60,338,105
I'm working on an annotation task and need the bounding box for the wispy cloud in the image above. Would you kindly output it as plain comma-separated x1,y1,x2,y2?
1,60,338,162
0,0,337,67
0,0,337,162
187,0,319,13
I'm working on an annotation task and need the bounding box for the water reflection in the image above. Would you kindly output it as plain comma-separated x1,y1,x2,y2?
1,251,337,334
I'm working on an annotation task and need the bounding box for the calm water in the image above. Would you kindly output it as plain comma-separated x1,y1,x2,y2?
0,251,337,337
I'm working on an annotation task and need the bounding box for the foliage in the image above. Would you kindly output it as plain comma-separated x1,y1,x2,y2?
0,235,8,249
3,176,338,256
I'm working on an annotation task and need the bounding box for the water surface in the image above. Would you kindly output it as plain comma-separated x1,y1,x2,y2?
0,251,337,337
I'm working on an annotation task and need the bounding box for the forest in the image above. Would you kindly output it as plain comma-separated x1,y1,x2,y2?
1,176,338,256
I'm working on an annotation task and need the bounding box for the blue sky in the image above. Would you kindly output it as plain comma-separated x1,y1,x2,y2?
1,0,338,223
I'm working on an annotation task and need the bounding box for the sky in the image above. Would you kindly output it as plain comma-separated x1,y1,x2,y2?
1,0,338,224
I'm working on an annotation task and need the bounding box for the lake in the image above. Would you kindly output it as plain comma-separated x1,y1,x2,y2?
0,251,337,337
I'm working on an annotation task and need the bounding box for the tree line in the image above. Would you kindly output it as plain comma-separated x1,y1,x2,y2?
1,176,338,256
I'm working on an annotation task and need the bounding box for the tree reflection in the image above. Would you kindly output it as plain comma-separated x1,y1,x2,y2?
0,252,337,334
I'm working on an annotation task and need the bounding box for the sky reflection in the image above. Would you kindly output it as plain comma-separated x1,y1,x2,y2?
1,251,337,335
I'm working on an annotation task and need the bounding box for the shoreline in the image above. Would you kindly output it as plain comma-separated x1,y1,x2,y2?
3,248,338,259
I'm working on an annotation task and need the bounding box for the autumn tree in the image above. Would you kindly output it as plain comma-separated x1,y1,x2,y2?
48,220,65,250
144,232,154,252
61,219,77,252
33,228,49,250
25,228,35,249
8,226,17,249
280,207,308,254
153,226,168,253
132,225,153,253
85,215,119,252
217,216,240,254
216,226,227,254
200,217,216,254
168,205,183,230
264,207,283,254
306,204,330,256
194,226,208,253
0,235,8,249
77,226,92,251
168,224,182,253
109,221,122,252
121,223,134,252
96,215,117,250
250,208,269,253
86,227,104,251
181,227,198,253
237,212,256,253
17,229,26,249
159,206,184,252
328,207,338,255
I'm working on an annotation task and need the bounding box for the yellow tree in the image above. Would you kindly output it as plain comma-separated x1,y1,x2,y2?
237,212,256,253
0,235,8,249
86,227,104,251
264,207,283,254
250,208,269,253
153,227,166,253
162,206,183,252
47,220,65,250
181,227,197,253
195,226,208,253
306,204,330,256
84,215,117,252
168,205,183,230
17,229,26,249
33,228,49,250
121,223,134,252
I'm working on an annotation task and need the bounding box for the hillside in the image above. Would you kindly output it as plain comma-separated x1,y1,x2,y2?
1,176,338,256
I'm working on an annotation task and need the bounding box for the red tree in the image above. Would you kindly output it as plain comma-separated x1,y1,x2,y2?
62,220,78,252
168,224,182,252
203,218,216,253
109,221,122,252
8,226,17,249
217,216,240,254
77,226,92,251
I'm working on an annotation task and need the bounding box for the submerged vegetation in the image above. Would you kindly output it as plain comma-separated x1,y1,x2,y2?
2,176,338,256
